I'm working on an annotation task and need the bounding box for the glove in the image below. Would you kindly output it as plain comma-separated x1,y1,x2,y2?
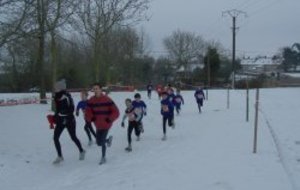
121,122,125,128
144,112,147,116
105,117,111,123
47,114,56,129
75,111,79,117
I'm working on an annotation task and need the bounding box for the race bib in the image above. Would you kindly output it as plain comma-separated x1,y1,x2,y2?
128,113,136,121
134,108,142,115
197,94,204,99
175,98,181,103
162,105,169,112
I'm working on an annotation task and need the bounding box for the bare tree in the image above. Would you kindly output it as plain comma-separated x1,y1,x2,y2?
1,36,37,92
75,0,150,82
45,0,79,108
16,0,79,103
0,0,150,93
164,30,205,79
136,27,151,57
0,0,33,47
45,0,79,85
4,0,55,102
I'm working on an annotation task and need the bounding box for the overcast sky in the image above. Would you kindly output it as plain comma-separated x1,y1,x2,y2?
140,0,300,58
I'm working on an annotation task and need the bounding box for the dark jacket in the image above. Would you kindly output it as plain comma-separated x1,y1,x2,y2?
194,89,205,100
54,90,75,118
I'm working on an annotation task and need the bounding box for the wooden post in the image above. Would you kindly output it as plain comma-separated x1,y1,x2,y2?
227,87,230,109
253,88,259,153
246,87,249,122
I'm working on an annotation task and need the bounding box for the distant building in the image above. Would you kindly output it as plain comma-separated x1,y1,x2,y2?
175,57,204,81
236,56,280,80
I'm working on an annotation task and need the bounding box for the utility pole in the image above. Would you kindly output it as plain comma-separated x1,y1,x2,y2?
222,9,246,89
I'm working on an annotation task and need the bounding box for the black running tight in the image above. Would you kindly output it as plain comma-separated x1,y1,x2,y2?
84,120,96,141
53,116,84,157
127,121,140,145
162,116,173,135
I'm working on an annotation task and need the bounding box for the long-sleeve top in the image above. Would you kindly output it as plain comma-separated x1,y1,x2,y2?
147,84,153,91
122,106,142,123
54,90,74,117
76,100,87,114
132,100,147,115
168,93,176,105
160,98,174,117
174,94,184,106
194,89,205,100
85,94,120,130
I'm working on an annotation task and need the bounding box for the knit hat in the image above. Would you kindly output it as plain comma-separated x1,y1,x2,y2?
54,79,66,92
134,93,141,99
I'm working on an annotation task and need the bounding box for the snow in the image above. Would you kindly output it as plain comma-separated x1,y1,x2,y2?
283,73,300,78
0,88,300,190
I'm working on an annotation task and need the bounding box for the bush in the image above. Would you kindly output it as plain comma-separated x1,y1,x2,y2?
235,76,265,89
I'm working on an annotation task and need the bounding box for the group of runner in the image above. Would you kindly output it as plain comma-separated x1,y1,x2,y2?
49,80,205,165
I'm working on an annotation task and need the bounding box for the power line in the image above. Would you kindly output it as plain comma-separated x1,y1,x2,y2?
238,0,282,29
239,0,265,10
232,0,252,10
248,0,281,17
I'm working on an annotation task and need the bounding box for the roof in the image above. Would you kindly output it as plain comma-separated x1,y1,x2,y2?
176,63,204,73
241,57,277,65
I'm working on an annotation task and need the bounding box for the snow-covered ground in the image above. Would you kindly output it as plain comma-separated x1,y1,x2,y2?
283,73,300,78
0,88,300,190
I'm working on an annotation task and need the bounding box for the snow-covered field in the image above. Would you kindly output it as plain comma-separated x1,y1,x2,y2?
0,88,299,190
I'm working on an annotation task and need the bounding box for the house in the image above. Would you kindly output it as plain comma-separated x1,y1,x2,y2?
175,57,204,80
237,56,280,79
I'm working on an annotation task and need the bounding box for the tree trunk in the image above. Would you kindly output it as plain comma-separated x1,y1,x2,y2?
37,35,47,104
94,40,100,82
37,0,47,104
50,31,57,111
8,47,18,92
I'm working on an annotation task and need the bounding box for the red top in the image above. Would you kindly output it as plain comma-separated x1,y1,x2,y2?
156,85,163,92
85,94,120,129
